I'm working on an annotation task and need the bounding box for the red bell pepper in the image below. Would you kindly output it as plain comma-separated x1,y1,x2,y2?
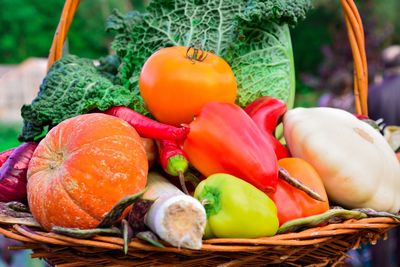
183,102,278,193
271,157,329,225
245,96,290,159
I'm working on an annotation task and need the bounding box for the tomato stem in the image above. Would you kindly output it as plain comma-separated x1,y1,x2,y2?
186,46,208,62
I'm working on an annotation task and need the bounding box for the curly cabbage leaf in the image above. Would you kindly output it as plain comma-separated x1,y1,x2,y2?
19,55,134,141
96,54,121,83
227,23,295,107
107,0,311,110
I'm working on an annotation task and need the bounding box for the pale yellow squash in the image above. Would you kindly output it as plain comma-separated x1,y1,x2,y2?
283,107,400,213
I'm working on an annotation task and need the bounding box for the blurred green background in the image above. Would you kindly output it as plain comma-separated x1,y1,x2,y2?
1,0,399,64
0,122,20,151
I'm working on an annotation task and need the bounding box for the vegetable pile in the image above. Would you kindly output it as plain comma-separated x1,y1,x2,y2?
1,0,399,253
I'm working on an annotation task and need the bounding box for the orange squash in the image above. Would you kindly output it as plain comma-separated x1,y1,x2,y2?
27,113,148,230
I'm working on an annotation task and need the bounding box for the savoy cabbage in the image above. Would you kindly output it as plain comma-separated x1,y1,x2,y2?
19,0,311,141
19,55,134,141
107,0,311,111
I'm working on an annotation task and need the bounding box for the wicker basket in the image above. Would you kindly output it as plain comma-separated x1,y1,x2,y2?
0,217,398,266
0,0,399,266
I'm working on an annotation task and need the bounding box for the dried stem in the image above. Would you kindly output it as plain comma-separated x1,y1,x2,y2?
278,167,324,202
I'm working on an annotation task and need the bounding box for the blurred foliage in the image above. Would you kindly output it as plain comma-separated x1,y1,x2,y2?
292,0,400,80
0,122,21,151
0,0,134,63
291,0,400,107
294,82,321,108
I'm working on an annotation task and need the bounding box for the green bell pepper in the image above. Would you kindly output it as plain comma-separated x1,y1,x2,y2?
194,173,279,239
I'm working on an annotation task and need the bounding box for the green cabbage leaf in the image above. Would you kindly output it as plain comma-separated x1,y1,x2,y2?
107,0,311,110
19,0,311,141
19,55,134,141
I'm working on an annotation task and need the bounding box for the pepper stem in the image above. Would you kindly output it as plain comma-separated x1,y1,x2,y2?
278,167,324,202
178,171,190,195
200,199,210,206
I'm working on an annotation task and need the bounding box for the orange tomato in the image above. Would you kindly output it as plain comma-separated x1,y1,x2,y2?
139,46,237,126
270,158,329,225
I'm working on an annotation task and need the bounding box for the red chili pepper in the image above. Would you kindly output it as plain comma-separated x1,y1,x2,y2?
0,147,17,167
183,102,278,193
104,107,189,140
245,96,290,159
156,139,190,194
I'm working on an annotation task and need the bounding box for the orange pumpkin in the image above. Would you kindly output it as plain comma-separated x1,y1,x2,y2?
27,113,148,230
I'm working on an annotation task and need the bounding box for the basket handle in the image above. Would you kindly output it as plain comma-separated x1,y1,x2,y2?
340,0,368,116
47,0,368,116
47,0,80,71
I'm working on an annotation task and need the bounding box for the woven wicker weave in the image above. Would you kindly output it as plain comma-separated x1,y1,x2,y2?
0,217,398,266
0,0,399,266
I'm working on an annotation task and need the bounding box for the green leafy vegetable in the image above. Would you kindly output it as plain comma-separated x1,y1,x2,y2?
228,23,296,108
241,0,311,25
96,54,121,83
19,55,134,141
19,0,311,142
107,0,311,110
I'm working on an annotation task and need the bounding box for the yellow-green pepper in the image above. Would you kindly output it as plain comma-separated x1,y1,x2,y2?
194,173,279,239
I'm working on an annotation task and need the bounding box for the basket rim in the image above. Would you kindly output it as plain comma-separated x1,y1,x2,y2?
0,216,398,254
0,212,398,267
